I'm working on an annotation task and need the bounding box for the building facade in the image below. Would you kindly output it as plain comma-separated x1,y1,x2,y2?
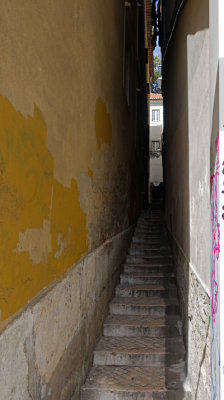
149,93,163,185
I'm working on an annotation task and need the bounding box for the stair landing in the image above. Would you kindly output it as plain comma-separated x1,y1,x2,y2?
81,209,191,399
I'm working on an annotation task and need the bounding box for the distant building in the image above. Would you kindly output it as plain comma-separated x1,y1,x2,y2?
149,92,163,185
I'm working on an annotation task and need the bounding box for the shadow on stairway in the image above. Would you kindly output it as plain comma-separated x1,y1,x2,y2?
81,194,192,399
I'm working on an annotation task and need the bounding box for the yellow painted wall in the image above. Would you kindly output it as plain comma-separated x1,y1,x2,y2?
0,0,138,329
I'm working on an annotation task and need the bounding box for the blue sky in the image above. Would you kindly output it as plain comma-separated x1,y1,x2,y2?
154,45,161,57
153,1,161,58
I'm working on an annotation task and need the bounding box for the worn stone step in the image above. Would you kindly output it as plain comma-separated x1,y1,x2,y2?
135,229,166,235
133,231,167,236
137,224,164,228
138,217,163,220
130,243,170,250
136,221,165,225
133,233,168,239
124,264,175,274
126,255,173,264
110,297,180,316
103,314,183,337
136,226,164,229
129,247,171,256
132,237,168,244
116,284,177,298
137,224,165,229
81,365,192,400
94,336,185,367
137,219,164,223
120,272,175,285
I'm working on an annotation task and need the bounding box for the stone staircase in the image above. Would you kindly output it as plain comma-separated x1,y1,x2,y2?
81,209,191,399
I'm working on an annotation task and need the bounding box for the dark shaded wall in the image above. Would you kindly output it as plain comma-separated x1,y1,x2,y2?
162,0,211,397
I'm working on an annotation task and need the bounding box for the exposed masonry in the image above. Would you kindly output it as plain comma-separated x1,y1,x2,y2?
169,233,211,400
0,227,133,400
81,208,192,399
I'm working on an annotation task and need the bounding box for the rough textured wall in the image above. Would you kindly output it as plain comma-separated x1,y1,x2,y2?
0,228,134,399
163,0,211,397
0,0,139,330
170,236,211,399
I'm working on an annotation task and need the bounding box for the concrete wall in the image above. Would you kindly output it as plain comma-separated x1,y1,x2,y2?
163,0,211,397
0,1,142,398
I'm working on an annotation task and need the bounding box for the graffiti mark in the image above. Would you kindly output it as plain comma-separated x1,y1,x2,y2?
211,133,220,322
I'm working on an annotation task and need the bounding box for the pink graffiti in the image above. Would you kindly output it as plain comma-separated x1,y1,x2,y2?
211,133,220,322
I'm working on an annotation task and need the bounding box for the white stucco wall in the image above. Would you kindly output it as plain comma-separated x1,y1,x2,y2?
163,0,211,397
149,99,163,183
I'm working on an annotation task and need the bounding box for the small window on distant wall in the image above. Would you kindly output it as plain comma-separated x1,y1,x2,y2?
152,109,160,122
151,140,161,151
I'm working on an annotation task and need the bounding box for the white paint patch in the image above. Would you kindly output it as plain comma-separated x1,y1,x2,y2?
54,227,71,259
14,220,52,264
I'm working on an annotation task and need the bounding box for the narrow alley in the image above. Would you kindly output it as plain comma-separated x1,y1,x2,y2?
0,0,223,399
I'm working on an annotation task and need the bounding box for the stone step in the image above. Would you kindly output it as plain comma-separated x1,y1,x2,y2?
110,297,180,316
103,314,183,337
124,264,175,274
136,221,165,225
136,225,164,229
120,272,175,284
116,284,177,298
81,365,192,400
130,243,170,250
133,231,167,236
94,336,185,367
138,215,163,219
138,217,163,220
137,218,164,222
137,223,165,228
129,247,171,256
132,232,167,239
132,236,168,244
136,223,165,227
131,241,170,247
135,228,166,234
126,255,173,264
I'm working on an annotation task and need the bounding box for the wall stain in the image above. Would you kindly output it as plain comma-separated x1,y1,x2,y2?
87,168,93,180
0,95,88,326
95,97,112,148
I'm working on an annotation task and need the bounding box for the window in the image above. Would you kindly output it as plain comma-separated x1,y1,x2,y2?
152,109,160,122
151,140,161,151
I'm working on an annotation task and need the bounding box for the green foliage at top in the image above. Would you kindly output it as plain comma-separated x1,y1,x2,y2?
151,55,161,93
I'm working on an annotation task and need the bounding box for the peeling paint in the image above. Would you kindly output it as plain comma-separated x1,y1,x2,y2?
14,220,52,264
54,228,72,259
0,95,88,325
